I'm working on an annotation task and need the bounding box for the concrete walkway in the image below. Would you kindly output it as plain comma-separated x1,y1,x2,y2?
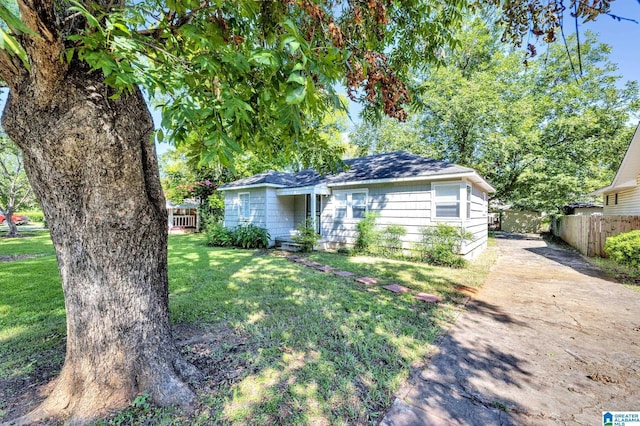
381,234,640,425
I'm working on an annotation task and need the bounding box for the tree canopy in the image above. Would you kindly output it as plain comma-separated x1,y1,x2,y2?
352,18,639,212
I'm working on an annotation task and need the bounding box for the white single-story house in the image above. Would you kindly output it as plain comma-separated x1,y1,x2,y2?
167,198,199,232
594,124,640,215
218,151,495,258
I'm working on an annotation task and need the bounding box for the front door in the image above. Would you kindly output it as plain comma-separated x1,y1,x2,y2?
315,195,321,235
305,194,322,235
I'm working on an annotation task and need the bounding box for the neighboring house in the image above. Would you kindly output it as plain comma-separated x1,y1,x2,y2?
167,198,199,232
561,202,603,216
218,151,495,258
594,124,640,215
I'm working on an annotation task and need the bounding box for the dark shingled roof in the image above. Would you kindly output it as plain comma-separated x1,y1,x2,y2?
221,151,475,189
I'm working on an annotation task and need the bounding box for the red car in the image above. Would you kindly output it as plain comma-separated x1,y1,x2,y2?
0,214,30,225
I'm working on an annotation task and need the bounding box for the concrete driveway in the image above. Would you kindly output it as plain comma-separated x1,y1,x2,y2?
381,234,640,425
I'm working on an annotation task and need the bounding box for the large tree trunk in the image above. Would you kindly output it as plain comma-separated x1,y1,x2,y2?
2,68,200,425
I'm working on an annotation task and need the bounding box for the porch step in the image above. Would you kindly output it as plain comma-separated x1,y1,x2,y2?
280,242,303,252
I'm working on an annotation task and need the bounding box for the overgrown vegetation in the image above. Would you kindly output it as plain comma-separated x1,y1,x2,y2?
353,214,473,267
1,232,496,425
292,218,321,252
416,224,474,268
205,222,235,247
380,224,407,257
354,212,379,252
205,222,270,249
604,230,640,269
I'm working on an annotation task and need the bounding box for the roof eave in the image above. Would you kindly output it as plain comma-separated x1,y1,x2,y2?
592,180,636,195
218,183,286,191
609,122,640,188
326,172,495,192
276,183,330,196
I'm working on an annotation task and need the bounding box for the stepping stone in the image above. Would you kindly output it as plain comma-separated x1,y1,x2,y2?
333,270,355,277
354,277,378,285
316,265,334,273
383,284,411,294
414,293,443,303
305,261,322,268
286,255,301,262
293,258,308,263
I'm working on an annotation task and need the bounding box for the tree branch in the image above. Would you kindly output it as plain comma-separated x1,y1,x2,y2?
17,0,67,101
0,49,27,90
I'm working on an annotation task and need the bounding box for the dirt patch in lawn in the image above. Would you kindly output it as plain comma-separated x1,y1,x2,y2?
0,350,64,423
0,254,43,262
0,323,256,424
0,233,39,239
174,322,260,392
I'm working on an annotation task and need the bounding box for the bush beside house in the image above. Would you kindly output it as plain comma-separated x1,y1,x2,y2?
352,217,472,268
206,222,270,249
604,230,640,269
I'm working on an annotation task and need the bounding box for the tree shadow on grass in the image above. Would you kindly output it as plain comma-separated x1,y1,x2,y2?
162,248,500,425
2,237,494,425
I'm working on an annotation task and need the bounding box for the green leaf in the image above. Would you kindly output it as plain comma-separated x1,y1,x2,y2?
286,72,305,85
0,3,39,38
288,41,300,53
250,51,274,67
286,86,306,104
222,134,243,154
64,47,75,63
0,26,29,69
67,1,102,30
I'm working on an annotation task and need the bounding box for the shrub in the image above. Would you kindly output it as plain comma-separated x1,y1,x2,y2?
604,230,640,269
380,224,406,257
337,247,353,256
205,222,234,247
292,218,320,252
354,212,379,253
233,223,270,249
416,224,473,268
17,210,44,223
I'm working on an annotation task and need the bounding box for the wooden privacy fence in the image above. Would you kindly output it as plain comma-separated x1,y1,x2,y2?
552,215,640,257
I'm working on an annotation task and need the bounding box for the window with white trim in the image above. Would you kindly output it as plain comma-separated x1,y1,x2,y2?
333,190,368,219
434,184,461,219
466,184,472,219
238,192,250,220
351,192,367,218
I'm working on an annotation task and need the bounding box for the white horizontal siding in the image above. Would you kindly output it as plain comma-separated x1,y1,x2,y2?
222,188,267,228
459,218,488,258
322,180,489,257
602,183,640,215
323,182,433,246
265,188,295,242
293,195,307,227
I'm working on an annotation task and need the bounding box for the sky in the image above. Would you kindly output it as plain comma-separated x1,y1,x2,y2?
1,1,640,155
583,1,640,88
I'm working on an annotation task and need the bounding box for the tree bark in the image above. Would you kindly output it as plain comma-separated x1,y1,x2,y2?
2,68,200,425
4,205,19,237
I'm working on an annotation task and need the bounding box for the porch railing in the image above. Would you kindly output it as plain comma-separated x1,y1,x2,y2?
172,215,196,228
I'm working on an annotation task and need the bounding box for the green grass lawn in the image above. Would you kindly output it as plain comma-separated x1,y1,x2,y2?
0,232,496,425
